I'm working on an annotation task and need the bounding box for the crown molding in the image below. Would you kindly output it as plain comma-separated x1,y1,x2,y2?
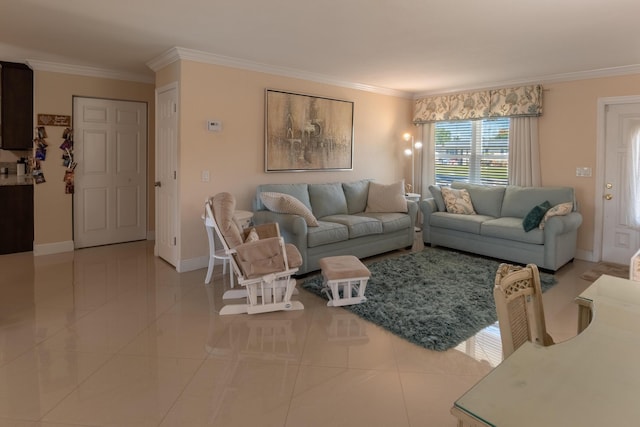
413,64,640,99
146,46,413,98
26,59,154,84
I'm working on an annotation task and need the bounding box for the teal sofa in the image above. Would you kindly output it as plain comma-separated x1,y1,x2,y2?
252,180,418,275
420,182,583,271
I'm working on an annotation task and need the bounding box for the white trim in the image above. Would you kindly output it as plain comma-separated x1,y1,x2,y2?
575,249,596,263
595,95,640,263
33,240,74,256
414,64,640,98
26,59,154,84
177,255,209,274
147,47,412,98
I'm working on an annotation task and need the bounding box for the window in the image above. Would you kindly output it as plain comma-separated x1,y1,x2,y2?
434,118,509,186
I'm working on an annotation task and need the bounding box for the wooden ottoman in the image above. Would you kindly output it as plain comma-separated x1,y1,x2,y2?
319,255,370,307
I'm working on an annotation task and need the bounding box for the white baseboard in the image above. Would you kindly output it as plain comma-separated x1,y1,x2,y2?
575,249,596,263
33,240,74,256
177,255,209,273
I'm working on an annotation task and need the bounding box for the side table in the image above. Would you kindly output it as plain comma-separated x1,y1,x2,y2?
405,193,422,231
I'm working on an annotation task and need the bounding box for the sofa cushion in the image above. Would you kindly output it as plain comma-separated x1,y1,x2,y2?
307,221,349,248
428,185,446,212
260,192,319,226
357,212,411,233
442,187,476,214
309,183,348,218
255,183,312,211
539,202,574,229
321,214,382,238
501,186,575,218
430,212,491,234
481,217,545,244
522,201,552,232
365,180,408,213
452,182,505,217
342,179,371,214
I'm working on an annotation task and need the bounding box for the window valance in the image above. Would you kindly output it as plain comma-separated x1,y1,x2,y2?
413,84,542,123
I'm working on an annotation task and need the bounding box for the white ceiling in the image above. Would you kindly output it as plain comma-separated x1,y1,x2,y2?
2,0,640,96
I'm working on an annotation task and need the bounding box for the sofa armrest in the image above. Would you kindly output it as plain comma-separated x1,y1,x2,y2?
252,210,308,267
419,198,437,243
543,211,583,235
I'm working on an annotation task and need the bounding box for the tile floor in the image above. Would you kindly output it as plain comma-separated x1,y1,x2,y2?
0,240,595,427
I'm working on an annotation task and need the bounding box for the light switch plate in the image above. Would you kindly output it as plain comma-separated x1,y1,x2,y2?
576,167,592,177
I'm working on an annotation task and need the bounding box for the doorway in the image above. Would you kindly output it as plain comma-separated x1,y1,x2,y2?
73,97,148,248
597,96,640,264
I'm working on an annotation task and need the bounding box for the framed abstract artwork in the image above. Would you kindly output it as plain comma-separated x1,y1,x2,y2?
265,89,354,172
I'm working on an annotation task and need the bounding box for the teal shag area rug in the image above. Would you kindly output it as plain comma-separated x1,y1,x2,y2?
302,247,557,352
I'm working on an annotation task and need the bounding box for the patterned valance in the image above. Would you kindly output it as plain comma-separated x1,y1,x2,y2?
413,85,542,123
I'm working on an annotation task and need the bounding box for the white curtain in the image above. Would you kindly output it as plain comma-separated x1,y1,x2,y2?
419,123,436,195
628,128,640,229
508,117,541,187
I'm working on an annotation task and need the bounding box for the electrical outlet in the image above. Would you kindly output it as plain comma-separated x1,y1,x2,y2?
207,120,222,132
202,170,210,182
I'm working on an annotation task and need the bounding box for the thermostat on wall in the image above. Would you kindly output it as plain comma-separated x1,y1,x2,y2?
207,120,222,132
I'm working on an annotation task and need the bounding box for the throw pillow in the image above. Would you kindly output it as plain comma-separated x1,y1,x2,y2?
441,187,476,215
429,185,446,212
522,201,552,232
539,202,573,229
309,183,348,218
244,227,259,243
342,179,371,214
260,192,319,226
365,180,408,213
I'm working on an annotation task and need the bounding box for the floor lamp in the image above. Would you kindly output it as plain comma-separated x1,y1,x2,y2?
403,133,422,197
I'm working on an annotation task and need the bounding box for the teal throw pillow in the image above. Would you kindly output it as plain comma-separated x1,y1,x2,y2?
522,201,552,232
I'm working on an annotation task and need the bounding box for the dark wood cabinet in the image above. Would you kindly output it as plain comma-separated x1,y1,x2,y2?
0,185,34,254
0,62,34,150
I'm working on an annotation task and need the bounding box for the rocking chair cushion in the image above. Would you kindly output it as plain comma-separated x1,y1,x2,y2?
285,243,303,269
212,192,243,248
235,237,287,278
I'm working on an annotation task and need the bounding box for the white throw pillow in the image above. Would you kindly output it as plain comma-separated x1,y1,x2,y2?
244,227,259,243
365,180,408,213
539,202,573,229
260,192,319,226
441,187,476,215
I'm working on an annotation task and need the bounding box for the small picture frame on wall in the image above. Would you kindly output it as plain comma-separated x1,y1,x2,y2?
265,89,354,172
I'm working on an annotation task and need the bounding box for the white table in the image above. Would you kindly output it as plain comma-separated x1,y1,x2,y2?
451,274,640,426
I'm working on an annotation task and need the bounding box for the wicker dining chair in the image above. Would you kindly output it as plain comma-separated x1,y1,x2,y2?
494,263,554,358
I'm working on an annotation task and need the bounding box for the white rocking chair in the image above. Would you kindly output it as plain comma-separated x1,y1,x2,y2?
207,192,304,315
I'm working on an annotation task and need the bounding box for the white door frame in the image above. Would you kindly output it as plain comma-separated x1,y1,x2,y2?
594,95,640,262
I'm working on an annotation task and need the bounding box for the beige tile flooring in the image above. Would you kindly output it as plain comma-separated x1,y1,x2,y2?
0,240,594,427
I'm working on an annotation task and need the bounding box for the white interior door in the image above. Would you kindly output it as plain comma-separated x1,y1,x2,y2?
155,84,178,266
602,102,640,264
73,97,147,248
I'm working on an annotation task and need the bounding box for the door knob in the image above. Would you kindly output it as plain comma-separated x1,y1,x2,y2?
606,183,613,189
605,194,613,200
154,181,162,187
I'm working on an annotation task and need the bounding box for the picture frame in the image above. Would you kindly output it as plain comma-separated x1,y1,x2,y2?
265,89,354,172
